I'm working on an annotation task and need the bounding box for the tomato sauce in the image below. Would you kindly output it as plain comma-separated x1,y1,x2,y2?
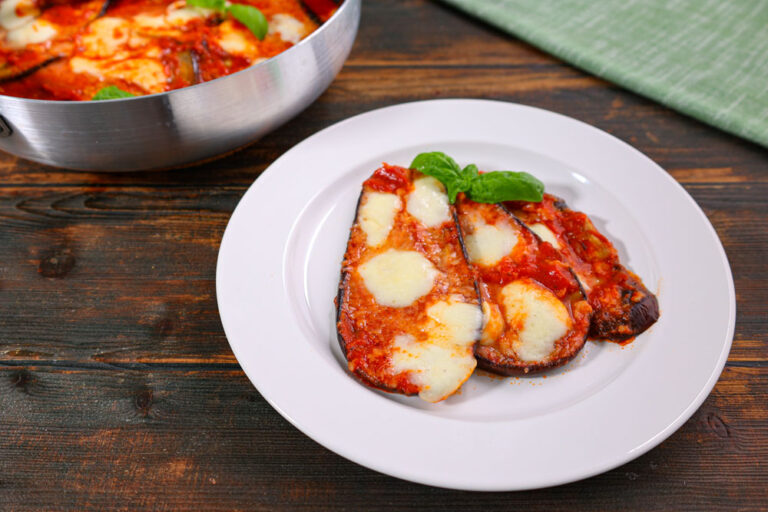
506,194,659,341
455,198,592,373
337,165,479,397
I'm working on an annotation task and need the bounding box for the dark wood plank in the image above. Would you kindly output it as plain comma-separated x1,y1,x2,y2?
0,187,234,363
1,365,766,511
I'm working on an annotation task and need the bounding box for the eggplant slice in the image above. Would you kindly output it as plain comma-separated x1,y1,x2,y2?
336,165,482,402
455,197,593,375
505,195,659,341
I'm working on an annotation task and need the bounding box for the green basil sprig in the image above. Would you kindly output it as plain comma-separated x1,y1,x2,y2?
186,0,268,40
92,86,135,100
410,151,544,204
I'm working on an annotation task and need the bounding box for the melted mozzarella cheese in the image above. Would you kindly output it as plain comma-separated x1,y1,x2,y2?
132,14,165,29
268,13,306,44
406,177,451,228
501,280,571,362
392,299,482,402
529,223,560,249
80,17,131,58
0,0,35,30
167,6,207,24
464,219,518,266
70,57,167,93
216,18,258,56
358,249,438,307
134,3,209,31
5,18,56,48
359,192,401,247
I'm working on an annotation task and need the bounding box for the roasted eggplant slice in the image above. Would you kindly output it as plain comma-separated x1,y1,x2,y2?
336,164,482,402
506,195,659,341
455,197,592,375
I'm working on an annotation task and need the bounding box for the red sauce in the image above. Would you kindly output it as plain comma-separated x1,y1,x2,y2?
506,194,659,341
456,198,592,372
362,164,410,193
338,164,479,397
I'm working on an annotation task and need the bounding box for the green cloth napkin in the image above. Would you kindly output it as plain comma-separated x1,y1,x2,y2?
441,0,768,148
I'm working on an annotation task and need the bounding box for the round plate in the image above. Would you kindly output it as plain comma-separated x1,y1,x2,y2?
216,99,735,491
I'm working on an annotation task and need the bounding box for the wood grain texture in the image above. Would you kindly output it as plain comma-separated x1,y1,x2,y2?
0,0,766,509
0,366,766,512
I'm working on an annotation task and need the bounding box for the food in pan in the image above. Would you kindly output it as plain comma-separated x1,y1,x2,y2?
0,0,339,100
336,152,660,402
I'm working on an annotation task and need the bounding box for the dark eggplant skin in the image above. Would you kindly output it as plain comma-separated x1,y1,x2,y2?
588,272,659,341
455,199,592,376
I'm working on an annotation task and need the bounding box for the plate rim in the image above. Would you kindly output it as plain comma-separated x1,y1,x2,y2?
216,98,736,491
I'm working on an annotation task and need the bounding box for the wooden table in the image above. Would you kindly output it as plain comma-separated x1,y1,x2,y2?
2,1,766,510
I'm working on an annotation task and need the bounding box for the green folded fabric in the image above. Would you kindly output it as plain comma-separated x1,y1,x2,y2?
441,0,768,148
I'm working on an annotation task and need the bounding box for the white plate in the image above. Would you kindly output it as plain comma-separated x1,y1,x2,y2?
216,99,735,491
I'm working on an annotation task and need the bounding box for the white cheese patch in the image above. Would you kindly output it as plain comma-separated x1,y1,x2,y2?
5,18,56,48
529,223,560,249
69,57,103,78
464,219,518,266
392,299,482,402
132,14,165,29
0,0,35,30
216,18,256,56
167,6,208,24
70,57,167,93
406,177,451,228
358,192,401,247
133,4,208,31
80,17,131,58
268,13,307,44
358,249,438,308
501,280,571,362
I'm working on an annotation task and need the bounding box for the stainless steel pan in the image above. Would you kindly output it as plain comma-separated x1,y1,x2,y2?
0,0,360,171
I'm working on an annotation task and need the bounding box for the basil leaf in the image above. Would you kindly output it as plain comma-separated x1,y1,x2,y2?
227,3,269,40
185,0,268,40
92,86,135,100
186,0,226,9
460,163,478,186
468,171,545,203
410,152,461,175
410,152,545,204
410,151,466,203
